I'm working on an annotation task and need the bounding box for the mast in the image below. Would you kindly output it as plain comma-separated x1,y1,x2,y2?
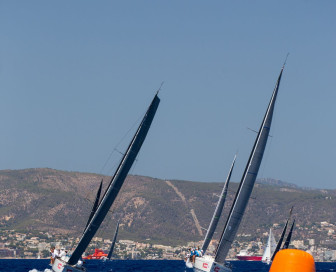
283,219,295,249
214,65,284,265
84,179,103,232
67,93,160,265
107,220,119,260
201,155,236,253
271,207,293,261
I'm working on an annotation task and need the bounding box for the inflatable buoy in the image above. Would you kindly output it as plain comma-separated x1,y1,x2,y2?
270,249,315,272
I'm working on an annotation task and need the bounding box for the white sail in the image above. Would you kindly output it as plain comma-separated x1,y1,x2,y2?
262,228,277,264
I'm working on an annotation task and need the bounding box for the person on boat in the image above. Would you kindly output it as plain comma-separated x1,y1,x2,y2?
59,248,67,259
195,247,202,258
185,248,191,262
54,248,60,259
191,248,197,263
50,247,56,264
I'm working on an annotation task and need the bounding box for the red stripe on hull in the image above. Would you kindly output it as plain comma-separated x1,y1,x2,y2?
236,255,262,261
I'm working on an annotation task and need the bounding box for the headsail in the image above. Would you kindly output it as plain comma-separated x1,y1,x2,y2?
67,93,160,265
262,228,277,264
84,179,103,232
283,219,295,249
271,206,293,261
107,220,120,260
214,65,284,265
201,155,236,253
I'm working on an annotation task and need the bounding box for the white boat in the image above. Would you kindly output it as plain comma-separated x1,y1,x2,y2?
262,228,277,264
51,92,161,272
191,63,285,272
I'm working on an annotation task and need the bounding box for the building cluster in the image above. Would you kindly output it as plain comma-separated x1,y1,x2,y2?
0,220,336,262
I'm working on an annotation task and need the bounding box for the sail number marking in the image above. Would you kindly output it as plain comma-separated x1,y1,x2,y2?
203,262,208,268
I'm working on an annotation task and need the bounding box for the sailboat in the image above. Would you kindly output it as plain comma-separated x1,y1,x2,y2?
270,207,294,262
202,156,236,253
186,156,236,269
261,228,277,264
192,64,285,272
51,92,160,272
107,220,120,260
283,219,295,249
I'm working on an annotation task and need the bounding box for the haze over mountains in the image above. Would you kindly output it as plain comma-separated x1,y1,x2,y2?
0,168,335,246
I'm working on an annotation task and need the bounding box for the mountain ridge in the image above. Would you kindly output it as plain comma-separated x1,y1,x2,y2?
0,168,335,246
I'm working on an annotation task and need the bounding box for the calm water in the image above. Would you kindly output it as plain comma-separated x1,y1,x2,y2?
0,259,334,272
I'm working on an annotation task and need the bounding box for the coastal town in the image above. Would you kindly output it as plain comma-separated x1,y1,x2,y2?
1,220,336,262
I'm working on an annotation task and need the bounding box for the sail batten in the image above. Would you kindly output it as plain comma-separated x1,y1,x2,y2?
201,155,236,253
214,67,284,265
67,94,160,266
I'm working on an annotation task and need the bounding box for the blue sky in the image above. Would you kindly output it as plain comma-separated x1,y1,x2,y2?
0,1,335,189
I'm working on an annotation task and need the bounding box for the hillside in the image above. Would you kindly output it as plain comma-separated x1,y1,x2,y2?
0,168,335,246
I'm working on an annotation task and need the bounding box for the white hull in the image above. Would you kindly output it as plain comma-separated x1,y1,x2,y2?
192,256,231,272
52,258,86,272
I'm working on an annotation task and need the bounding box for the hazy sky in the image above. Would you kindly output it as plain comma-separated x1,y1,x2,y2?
1,1,335,189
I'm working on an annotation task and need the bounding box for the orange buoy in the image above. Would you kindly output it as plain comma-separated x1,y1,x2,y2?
270,249,315,272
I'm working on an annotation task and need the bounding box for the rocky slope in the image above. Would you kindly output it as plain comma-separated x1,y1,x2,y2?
0,168,335,246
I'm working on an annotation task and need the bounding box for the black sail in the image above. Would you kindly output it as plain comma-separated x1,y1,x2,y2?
214,66,284,265
107,221,120,260
84,179,103,232
283,219,295,250
201,155,236,253
68,93,160,265
271,207,294,260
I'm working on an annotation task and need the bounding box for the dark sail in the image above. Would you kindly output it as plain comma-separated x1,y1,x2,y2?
201,155,236,253
67,93,160,265
214,66,284,265
283,219,295,249
84,180,103,232
107,221,119,260
271,207,293,261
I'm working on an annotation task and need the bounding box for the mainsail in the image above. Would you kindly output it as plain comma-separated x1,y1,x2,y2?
262,228,277,264
201,155,236,253
283,219,295,249
67,93,160,265
107,221,120,260
214,66,284,265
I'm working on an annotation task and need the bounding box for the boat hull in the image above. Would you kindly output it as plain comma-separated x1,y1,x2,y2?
193,256,232,272
236,255,262,261
52,258,86,272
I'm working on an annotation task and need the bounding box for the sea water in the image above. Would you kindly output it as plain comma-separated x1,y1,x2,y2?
0,259,334,272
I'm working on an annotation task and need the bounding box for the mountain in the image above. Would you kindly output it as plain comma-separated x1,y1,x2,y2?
0,168,335,246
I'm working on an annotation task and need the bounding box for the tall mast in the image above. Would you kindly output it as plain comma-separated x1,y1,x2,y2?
201,155,236,253
214,65,284,264
67,93,160,265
